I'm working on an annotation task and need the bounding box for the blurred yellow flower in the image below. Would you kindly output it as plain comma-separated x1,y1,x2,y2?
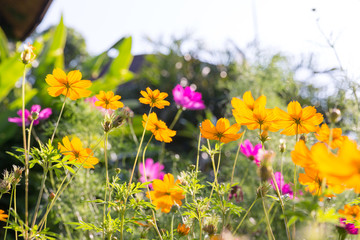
143,113,176,143
94,90,124,110
139,87,170,109
58,136,99,169
274,101,323,136
46,68,92,100
315,123,347,149
146,173,184,213
200,118,243,144
339,204,360,221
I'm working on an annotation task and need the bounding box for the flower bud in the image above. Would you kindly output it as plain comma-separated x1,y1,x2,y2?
257,150,274,182
31,111,39,121
103,120,111,132
49,192,56,201
328,108,341,123
299,135,307,143
279,139,286,153
21,43,36,64
115,168,121,174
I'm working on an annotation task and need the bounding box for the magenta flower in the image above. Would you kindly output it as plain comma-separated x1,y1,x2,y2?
139,158,165,188
340,218,359,235
8,105,52,127
269,172,295,198
240,139,262,166
228,185,243,203
172,84,205,110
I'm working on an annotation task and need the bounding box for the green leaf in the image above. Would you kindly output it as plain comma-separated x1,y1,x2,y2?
0,26,9,61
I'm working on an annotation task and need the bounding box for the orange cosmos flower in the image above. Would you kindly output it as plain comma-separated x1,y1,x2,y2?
94,91,124,110
339,205,360,221
231,93,279,132
46,68,92,100
177,223,190,236
199,118,243,144
146,173,185,213
274,101,323,136
314,138,360,192
139,87,170,109
58,136,99,169
0,209,8,222
143,113,176,143
315,123,347,149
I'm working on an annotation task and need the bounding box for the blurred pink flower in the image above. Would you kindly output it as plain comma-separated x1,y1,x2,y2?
139,158,165,189
240,139,262,166
172,84,205,110
269,172,295,199
8,105,52,126
340,218,359,235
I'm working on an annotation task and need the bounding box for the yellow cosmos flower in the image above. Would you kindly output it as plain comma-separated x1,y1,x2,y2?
315,123,347,149
58,136,99,169
231,93,279,132
274,101,323,136
146,173,184,213
0,209,8,222
139,87,170,109
199,118,243,144
143,113,176,143
291,140,317,169
94,91,124,110
46,68,92,100
339,205,360,221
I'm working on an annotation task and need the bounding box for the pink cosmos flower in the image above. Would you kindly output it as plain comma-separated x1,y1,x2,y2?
240,139,262,166
8,105,52,126
340,218,359,235
172,84,205,110
139,158,165,189
269,172,295,199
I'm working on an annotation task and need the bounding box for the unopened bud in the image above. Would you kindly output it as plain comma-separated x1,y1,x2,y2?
203,224,216,236
299,135,307,143
49,192,56,200
328,108,341,123
257,150,274,182
103,120,111,132
115,168,121,174
279,139,286,153
31,111,39,121
259,127,270,143
257,185,270,199
21,43,36,64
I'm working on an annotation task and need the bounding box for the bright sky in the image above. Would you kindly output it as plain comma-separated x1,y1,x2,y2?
38,0,360,83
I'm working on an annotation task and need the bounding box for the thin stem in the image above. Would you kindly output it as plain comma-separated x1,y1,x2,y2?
128,119,139,146
260,183,275,240
170,214,175,240
215,140,222,181
271,173,291,240
3,187,14,240
103,132,109,239
230,131,246,185
293,132,299,239
233,198,257,234
21,64,29,239
128,107,153,188
159,108,183,163
195,131,201,178
31,168,48,228
14,187,18,240
50,94,67,144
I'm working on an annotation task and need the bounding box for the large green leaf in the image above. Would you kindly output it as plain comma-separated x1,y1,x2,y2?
90,36,133,92
0,53,26,103
0,26,9,62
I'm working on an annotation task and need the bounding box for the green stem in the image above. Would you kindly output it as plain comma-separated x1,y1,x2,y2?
31,167,48,228
170,214,175,240
230,131,246,185
3,187,14,240
21,65,29,239
159,108,183,163
128,119,139,146
260,183,275,240
103,132,109,239
50,94,67,144
271,173,291,240
14,187,18,240
233,198,257,234
195,131,201,178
